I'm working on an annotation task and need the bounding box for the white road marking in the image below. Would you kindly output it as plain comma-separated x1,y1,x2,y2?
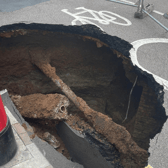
153,10,164,16
120,0,134,5
130,38,168,90
62,7,132,31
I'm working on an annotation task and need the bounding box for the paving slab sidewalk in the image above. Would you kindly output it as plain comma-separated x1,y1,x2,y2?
0,89,83,168
0,106,53,168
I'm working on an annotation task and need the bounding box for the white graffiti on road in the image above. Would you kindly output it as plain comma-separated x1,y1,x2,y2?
62,7,132,31
130,38,168,90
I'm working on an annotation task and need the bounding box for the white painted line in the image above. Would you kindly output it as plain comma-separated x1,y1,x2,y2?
130,38,168,90
120,0,134,5
153,10,164,16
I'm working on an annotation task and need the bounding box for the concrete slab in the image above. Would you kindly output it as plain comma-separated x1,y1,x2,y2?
0,91,52,168
19,132,32,146
57,122,114,168
26,143,50,167
1,131,33,168
45,166,53,168
32,136,84,168
13,123,27,135
4,106,18,125
0,90,84,168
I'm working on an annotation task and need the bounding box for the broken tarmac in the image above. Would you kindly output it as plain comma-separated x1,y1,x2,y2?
0,0,168,167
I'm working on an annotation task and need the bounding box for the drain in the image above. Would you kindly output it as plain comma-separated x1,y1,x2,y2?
0,24,166,168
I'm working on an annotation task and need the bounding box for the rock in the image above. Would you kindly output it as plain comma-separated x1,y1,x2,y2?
11,93,69,120
43,132,60,149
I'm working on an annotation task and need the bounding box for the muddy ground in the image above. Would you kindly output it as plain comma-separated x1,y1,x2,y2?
0,24,166,168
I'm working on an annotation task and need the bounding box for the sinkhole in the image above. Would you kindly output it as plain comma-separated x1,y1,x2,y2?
0,23,166,168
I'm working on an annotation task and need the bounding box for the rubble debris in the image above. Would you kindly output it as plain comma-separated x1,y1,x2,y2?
11,93,69,120
27,118,71,159
30,49,148,168
43,132,60,149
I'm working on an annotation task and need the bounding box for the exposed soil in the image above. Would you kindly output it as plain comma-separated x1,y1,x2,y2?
31,61,148,168
11,93,69,120
0,25,166,168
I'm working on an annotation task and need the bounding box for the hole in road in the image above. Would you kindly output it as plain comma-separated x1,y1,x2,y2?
0,24,166,168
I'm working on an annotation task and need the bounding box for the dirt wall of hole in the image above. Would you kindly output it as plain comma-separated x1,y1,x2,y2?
0,29,140,121
0,24,166,167
120,56,166,150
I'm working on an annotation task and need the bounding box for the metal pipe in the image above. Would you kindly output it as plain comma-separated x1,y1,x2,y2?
137,0,144,13
107,0,137,7
143,9,168,32
107,0,168,31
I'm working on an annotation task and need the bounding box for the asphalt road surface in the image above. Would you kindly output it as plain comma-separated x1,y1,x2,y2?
0,0,168,167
